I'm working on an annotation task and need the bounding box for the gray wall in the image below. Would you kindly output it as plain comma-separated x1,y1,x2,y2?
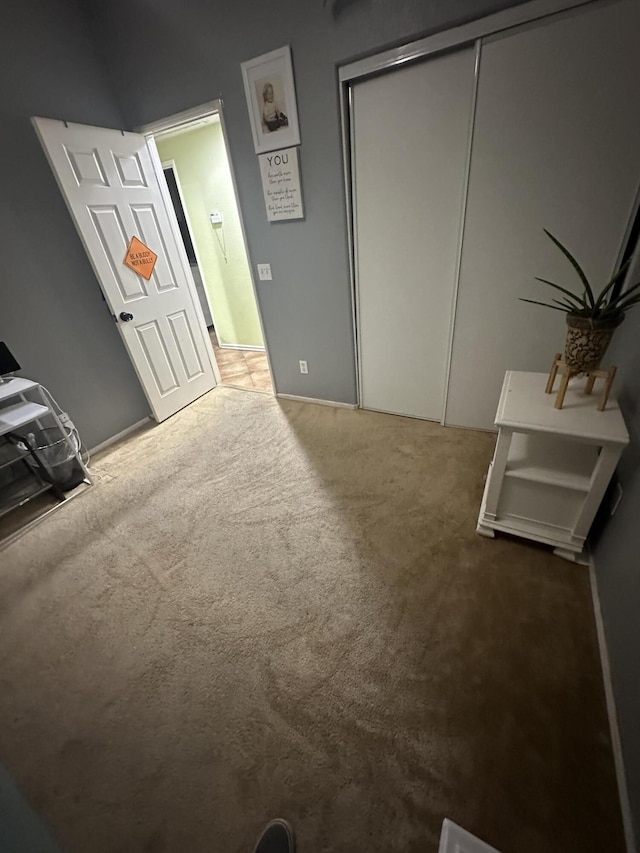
83,0,528,404
593,308,640,845
3,0,640,839
0,0,149,449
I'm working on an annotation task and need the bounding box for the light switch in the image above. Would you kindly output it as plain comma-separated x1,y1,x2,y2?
257,263,272,281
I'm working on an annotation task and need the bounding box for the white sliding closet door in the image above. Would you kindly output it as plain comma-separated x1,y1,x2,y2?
352,48,476,420
446,0,640,430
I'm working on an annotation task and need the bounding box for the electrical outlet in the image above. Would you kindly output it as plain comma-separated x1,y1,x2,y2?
299,360,308,374
257,263,272,281
58,412,75,432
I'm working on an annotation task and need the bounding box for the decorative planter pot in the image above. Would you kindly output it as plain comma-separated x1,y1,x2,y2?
564,313,622,371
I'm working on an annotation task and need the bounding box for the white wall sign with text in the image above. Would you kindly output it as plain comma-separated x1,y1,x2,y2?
258,147,304,222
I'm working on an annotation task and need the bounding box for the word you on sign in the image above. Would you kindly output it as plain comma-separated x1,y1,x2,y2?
124,236,158,281
258,146,304,222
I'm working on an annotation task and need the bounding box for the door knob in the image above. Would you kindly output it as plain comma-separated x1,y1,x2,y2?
119,311,134,322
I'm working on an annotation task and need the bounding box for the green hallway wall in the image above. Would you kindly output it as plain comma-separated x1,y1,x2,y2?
156,122,264,348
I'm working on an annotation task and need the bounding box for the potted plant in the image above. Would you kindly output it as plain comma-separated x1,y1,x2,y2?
521,229,640,371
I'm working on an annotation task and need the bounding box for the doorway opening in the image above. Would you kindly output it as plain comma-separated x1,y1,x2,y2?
148,108,273,395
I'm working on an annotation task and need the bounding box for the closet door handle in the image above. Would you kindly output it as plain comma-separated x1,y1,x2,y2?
119,312,134,322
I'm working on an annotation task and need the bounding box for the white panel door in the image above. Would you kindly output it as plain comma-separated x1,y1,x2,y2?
33,118,217,422
352,47,476,420
446,0,640,430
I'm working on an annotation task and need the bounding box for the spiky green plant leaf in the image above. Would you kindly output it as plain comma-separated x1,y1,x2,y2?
543,229,595,307
609,292,640,314
605,278,640,309
552,298,580,311
519,298,568,311
594,257,632,309
534,277,586,309
522,228,640,321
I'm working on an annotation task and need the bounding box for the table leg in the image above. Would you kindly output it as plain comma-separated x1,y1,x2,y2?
545,354,562,394
555,368,571,409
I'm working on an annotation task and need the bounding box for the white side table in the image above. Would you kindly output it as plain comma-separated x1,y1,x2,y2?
477,371,629,561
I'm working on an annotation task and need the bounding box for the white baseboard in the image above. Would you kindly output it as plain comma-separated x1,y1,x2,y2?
589,558,637,853
89,417,152,455
276,393,357,409
218,343,266,352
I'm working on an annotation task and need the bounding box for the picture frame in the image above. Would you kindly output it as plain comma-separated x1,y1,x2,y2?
241,46,301,155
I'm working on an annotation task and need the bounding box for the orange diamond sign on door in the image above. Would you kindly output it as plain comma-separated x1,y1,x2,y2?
124,236,158,280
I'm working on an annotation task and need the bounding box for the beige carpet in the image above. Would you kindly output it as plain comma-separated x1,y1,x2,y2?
0,387,623,853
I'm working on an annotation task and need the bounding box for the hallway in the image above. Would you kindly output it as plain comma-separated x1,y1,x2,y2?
210,330,273,393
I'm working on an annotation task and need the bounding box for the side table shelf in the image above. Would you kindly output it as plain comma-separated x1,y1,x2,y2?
0,473,53,520
477,371,629,562
0,441,31,470
0,377,92,548
0,401,50,431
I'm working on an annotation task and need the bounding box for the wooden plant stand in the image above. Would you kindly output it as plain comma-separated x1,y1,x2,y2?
545,353,617,411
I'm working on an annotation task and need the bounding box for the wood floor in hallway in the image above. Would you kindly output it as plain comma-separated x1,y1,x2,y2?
209,330,273,393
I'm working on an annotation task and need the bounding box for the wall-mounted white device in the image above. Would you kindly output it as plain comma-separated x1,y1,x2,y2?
210,212,223,224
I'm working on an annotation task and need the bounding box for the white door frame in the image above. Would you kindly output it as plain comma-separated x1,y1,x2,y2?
143,134,222,387
338,0,611,425
161,158,221,338
138,100,276,392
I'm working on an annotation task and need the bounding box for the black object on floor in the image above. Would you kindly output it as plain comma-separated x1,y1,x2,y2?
253,819,295,853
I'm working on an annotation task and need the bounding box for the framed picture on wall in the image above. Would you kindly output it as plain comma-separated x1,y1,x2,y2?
241,46,301,155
